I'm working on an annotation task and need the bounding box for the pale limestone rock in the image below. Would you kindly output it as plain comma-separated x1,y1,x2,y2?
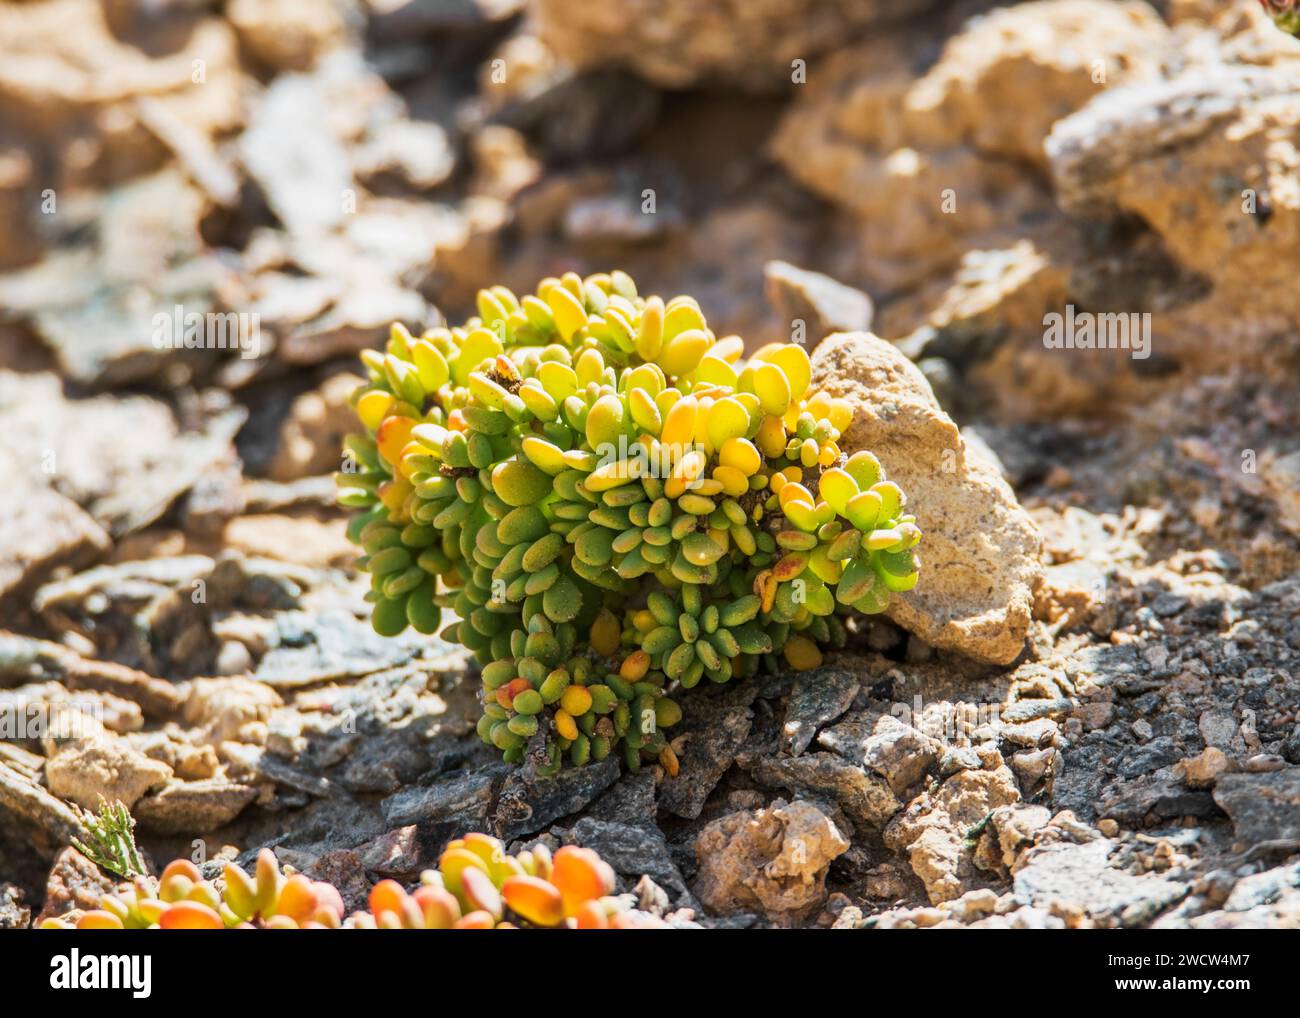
693,799,849,925
811,331,1043,665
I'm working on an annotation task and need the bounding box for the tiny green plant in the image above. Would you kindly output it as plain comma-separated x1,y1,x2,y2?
71,797,147,880
337,271,921,774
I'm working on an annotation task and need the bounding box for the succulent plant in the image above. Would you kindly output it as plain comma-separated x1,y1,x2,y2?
43,836,667,930
337,271,920,771
41,851,345,929
1262,0,1300,34
356,833,664,929
71,797,147,880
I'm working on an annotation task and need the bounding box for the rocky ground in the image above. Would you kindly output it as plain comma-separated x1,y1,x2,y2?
2,0,1300,930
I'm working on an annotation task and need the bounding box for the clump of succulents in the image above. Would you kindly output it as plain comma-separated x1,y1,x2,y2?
42,851,346,929
43,835,666,930
337,270,921,773
358,833,665,929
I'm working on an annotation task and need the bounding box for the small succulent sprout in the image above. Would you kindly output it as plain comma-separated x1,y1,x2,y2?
71,797,147,880
340,271,920,774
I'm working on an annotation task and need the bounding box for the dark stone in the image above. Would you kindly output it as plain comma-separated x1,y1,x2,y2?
1098,775,1222,826
1151,593,1189,617
659,683,758,820
490,69,660,161
780,667,860,756
1214,770,1300,845
586,771,658,828
381,766,503,831
1117,736,1179,778
494,758,621,841
1282,724,1300,765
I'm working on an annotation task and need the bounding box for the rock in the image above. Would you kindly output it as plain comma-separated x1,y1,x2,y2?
1097,775,1221,827
1283,724,1300,765
738,751,901,831
1221,861,1300,913
770,1,1169,297
0,756,88,874
763,261,874,347
0,173,237,389
911,1,1168,169
356,825,443,881
184,677,283,745
354,119,455,191
43,727,173,811
1001,698,1073,724
0,448,110,599
811,332,1043,664
221,515,355,570
533,0,933,92
240,73,354,238
1177,746,1230,788
888,818,965,905
981,803,1053,872
563,193,672,243
488,68,660,162
1181,891,1300,930
1046,63,1300,379
1214,771,1300,846
586,770,658,827
226,0,348,72
693,799,850,926
1116,736,1179,778
0,371,245,538
780,667,860,756
254,609,451,688
659,683,757,819
367,0,525,38
34,847,117,924
276,282,432,365
0,640,177,721
1199,711,1239,749
494,758,621,840
885,763,1021,903
133,779,260,834
220,742,331,798
0,882,30,928
1260,450,1300,538
861,713,945,795
267,372,363,482
304,848,372,916
381,767,504,832
1010,748,1058,792
1013,838,1189,927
